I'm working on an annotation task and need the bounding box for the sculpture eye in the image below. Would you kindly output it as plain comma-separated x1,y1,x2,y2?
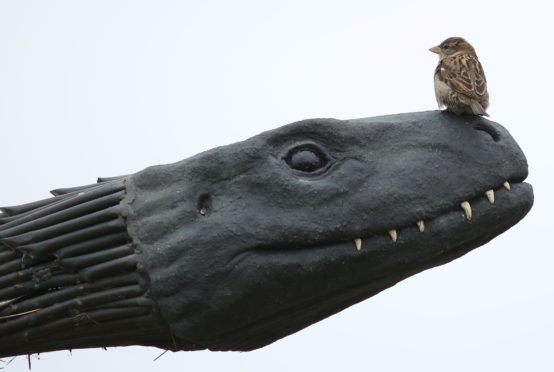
284,144,331,174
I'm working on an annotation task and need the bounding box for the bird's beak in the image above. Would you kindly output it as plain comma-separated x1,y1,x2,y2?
429,46,441,54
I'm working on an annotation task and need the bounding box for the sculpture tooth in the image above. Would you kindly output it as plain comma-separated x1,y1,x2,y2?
417,220,425,232
354,238,362,251
388,229,397,243
485,190,495,204
460,201,472,221
503,181,511,191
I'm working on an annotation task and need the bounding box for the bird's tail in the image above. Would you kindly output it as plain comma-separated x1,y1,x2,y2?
470,101,489,117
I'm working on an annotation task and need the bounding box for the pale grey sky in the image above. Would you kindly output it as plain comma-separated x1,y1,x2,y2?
0,1,552,371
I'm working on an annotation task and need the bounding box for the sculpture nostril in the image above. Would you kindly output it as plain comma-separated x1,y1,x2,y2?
197,194,212,216
474,122,500,142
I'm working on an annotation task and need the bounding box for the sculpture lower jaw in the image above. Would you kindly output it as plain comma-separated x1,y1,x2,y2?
185,182,533,351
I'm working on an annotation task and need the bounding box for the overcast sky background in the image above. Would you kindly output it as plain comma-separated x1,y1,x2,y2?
0,1,552,371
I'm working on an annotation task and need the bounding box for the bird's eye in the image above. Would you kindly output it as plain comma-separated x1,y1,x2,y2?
443,45,449,50
284,144,331,174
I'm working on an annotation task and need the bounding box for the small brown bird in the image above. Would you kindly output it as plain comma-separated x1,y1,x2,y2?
430,37,489,116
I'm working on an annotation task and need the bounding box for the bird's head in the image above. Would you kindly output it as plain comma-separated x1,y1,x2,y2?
430,37,476,58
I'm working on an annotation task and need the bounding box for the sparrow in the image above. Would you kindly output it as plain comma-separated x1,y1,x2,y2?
430,37,489,116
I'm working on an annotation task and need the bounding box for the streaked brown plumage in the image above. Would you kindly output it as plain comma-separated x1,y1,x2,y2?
430,37,489,116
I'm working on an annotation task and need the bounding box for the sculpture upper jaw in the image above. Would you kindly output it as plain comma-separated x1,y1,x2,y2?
351,179,524,250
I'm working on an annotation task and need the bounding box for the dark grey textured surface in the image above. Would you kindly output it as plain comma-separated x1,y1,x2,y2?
0,111,533,356
127,110,532,350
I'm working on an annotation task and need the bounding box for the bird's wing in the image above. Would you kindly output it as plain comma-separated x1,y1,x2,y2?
438,54,487,100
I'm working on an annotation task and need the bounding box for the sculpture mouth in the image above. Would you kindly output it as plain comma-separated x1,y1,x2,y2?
351,179,524,250
206,180,533,351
